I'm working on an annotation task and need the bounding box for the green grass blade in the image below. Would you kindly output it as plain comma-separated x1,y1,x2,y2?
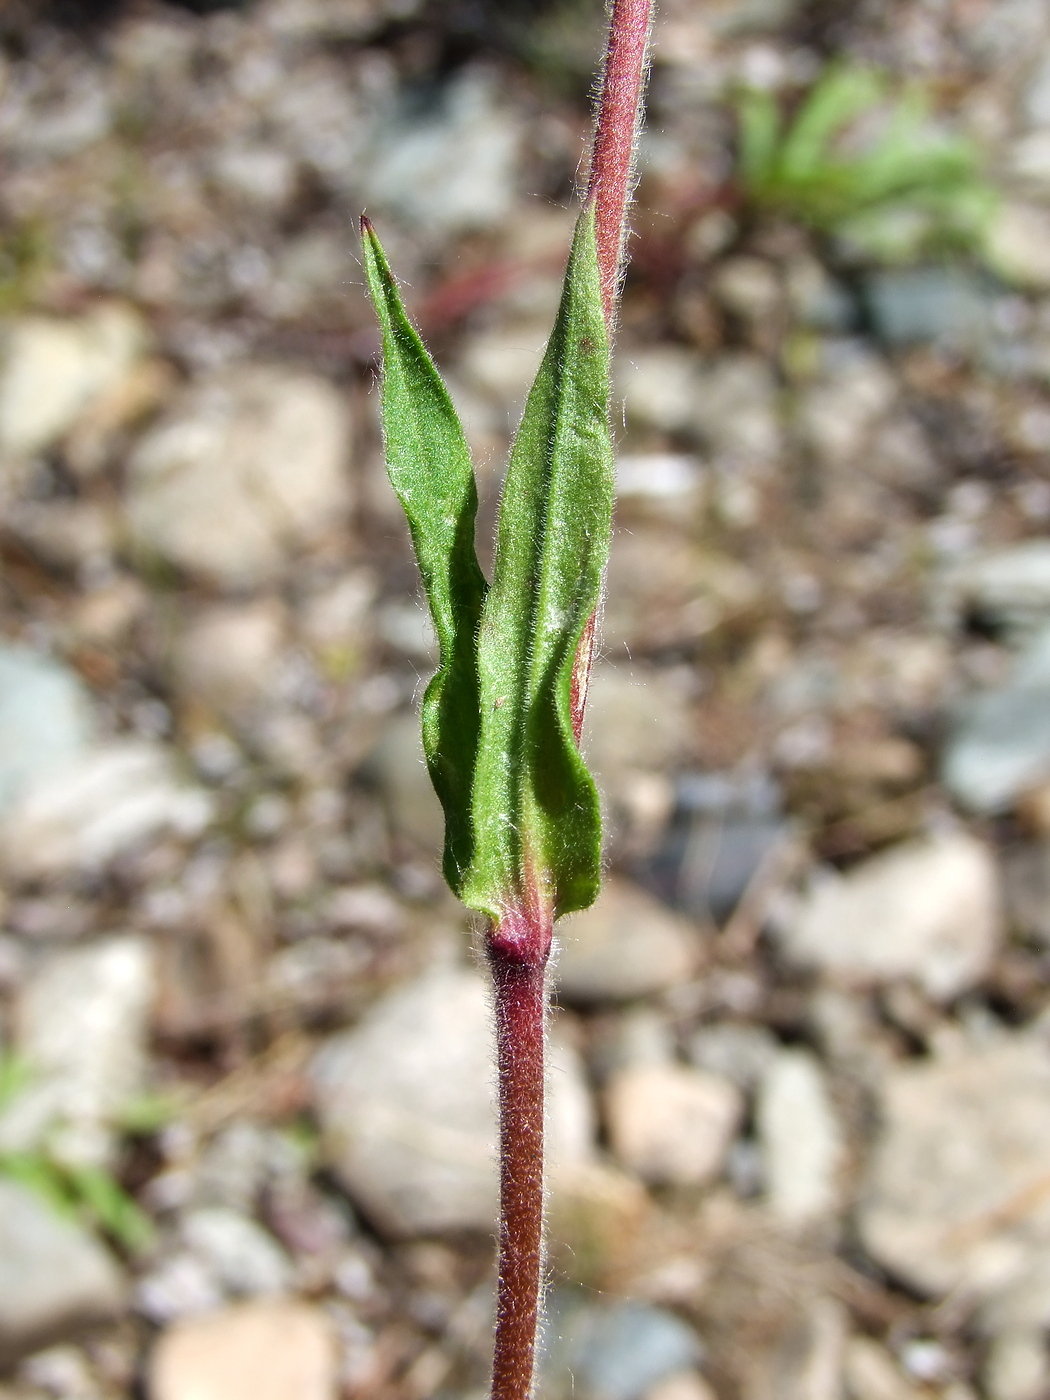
361,220,488,893
778,65,883,181
737,88,781,193
461,206,613,923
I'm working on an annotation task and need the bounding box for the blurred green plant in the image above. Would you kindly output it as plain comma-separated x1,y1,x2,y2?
735,65,997,261
0,1051,156,1254
0,219,51,313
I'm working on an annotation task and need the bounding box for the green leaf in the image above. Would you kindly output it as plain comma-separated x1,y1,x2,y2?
65,1163,155,1254
362,207,613,926
460,207,613,923
361,219,489,894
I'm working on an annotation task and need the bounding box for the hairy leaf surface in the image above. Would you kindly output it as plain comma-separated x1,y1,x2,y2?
461,208,613,924
362,208,613,925
361,220,487,892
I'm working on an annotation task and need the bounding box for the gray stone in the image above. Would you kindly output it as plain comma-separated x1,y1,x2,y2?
582,664,690,801
0,645,94,813
985,204,1050,289
863,267,991,349
944,543,1050,640
618,347,700,434
362,69,520,235
181,1208,293,1298
687,1022,779,1092
943,629,1050,812
0,305,145,463
0,936,154,1168
555,878,700,1004
757,1049,844,1228
148,1301,338,1400
1010,132,1050,192
775,833,1001,1000
983,1330,1050,1400
844,1337,925,1400
542,1288,703,1400
604,1062,742,1186
798,346,897,469
1003,841,1050,945
858,1035,1050,1308
126,365,351,588
311,967,593,1236
0,742,213,881
711,257,782,323
173,602,287,711
0,1177,125,1365
1024,52,1050,127
366,712,444,853
690,355,781,462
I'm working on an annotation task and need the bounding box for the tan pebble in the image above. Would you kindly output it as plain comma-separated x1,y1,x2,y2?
149,1302,337,1400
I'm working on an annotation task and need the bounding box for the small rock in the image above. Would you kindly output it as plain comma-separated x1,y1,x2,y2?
555,878,700,1004
0,1177,125,1366
985,203,1050,289
604,1062,742,1186
756,1049,844,1228
458,318,552,411
312,966,593,1236
798,346,897,469
863,267,991,349
5,500,116,571
546,1159,650,1288
126,364,351,588
582,664,690,802
643,770,787,925
687,1022,779,1092
0,645,94,812
983,1329,1050,1400
643,1372,717,1400
690,354,781,461
785,257,856,332
173,601,286,711
149,1301,337,1400
615,454,704,505
711,257,782,324
943,628,1050,812
844,1336,925,1400
1003,841,1050,945
362,69,520,235
945,541,1050,640
366,712,444,852
181,1208,293,1299
0,935,154,1167
858,1035,1050,1307
619,347,700,434
0,304,145,463
542,1288,703,1400
776,833,1001,1001
0,741,213,880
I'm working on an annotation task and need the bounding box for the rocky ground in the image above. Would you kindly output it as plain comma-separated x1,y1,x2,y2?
3,0,1050,1398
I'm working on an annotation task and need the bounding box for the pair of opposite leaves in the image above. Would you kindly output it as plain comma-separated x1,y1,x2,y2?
361,207,614,932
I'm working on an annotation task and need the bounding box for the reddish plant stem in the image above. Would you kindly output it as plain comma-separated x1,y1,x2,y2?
488,911,551,1400
488,8,652,1400
571,0,654,734
586,0,655,329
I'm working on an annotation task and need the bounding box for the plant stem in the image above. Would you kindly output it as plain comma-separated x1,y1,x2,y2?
488,8,652,1399
488,913,550,1400
587,0,655,328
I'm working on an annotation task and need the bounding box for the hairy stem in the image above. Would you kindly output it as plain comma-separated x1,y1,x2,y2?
489,912,551,1400
586,0,654,328
488,7,652,1399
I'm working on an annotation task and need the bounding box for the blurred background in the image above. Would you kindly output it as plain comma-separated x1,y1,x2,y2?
1,0,1050,1397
